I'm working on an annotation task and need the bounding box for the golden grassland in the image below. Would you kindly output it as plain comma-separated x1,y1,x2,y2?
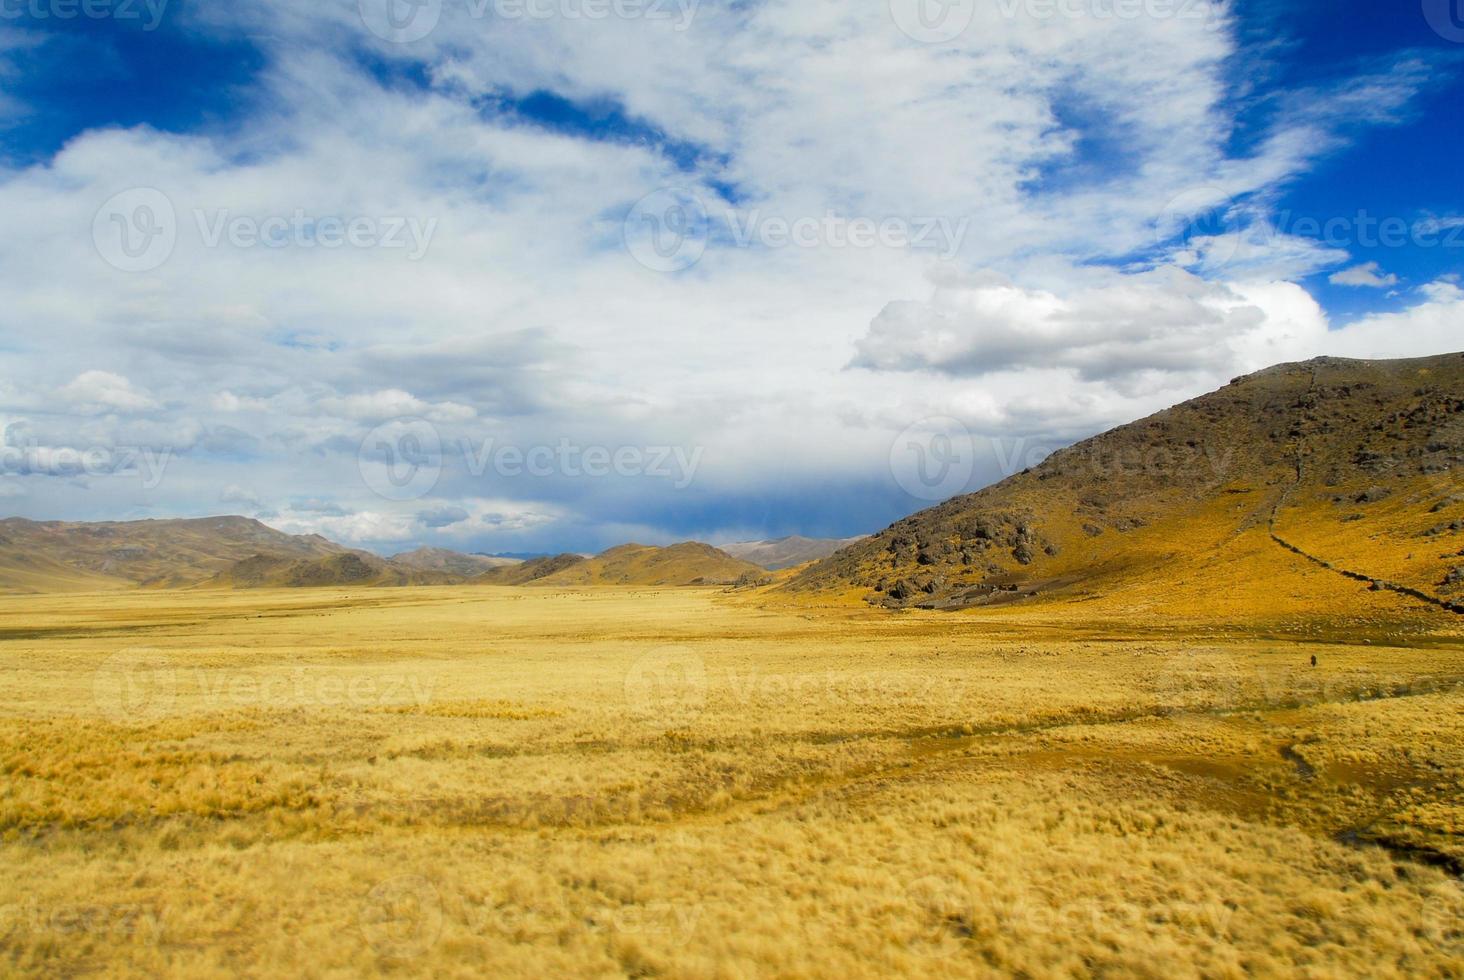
0,584,1461,977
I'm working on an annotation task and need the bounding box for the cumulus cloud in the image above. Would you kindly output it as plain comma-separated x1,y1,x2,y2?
219,484,263,509
268,498,560,546
417,504,470,529
850,266,1327,383
1329,262,1400,288
1323,281,1464,360
317,390,477,424
56,372,158,415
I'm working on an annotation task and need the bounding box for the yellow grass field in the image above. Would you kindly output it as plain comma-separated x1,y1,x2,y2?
1,585,1461,977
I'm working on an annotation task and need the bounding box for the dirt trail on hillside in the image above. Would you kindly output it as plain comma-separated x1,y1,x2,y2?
1264,367,1464,615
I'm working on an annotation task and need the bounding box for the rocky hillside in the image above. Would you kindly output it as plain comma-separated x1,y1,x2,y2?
793,353,1464,619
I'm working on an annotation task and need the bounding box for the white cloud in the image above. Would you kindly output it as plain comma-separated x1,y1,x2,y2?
1323,281,1464,360
1329,262,1400,288
316,390,477,423
220,484,263,510
267,498,561,546
55,372,158,414
850,265,1328,384
212,391,273,412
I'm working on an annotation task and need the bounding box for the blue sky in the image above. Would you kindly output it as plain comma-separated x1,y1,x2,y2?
0,0,1460,554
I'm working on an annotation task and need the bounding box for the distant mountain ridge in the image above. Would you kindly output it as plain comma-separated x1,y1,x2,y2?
0,516,778,593
0,516,345,592
204,551,466,589
720,535,869,570
495,542,766,588
388,547,522,576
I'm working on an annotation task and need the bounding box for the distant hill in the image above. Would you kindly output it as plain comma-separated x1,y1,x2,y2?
523,542,766,587
205,551,464,589
720,535,869,570
0,549,134,594
388,547,522,577
793,353,1464,619
0,515,771,594
0,516,345,592
473,553,590,586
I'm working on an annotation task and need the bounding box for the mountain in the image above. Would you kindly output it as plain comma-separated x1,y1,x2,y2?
205,551,465,589
720,535,869,570
473,553,590,586
793,353,1464,619
387,547,522,577
0,516,345,592
522,542,766,587
0,550,134,594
